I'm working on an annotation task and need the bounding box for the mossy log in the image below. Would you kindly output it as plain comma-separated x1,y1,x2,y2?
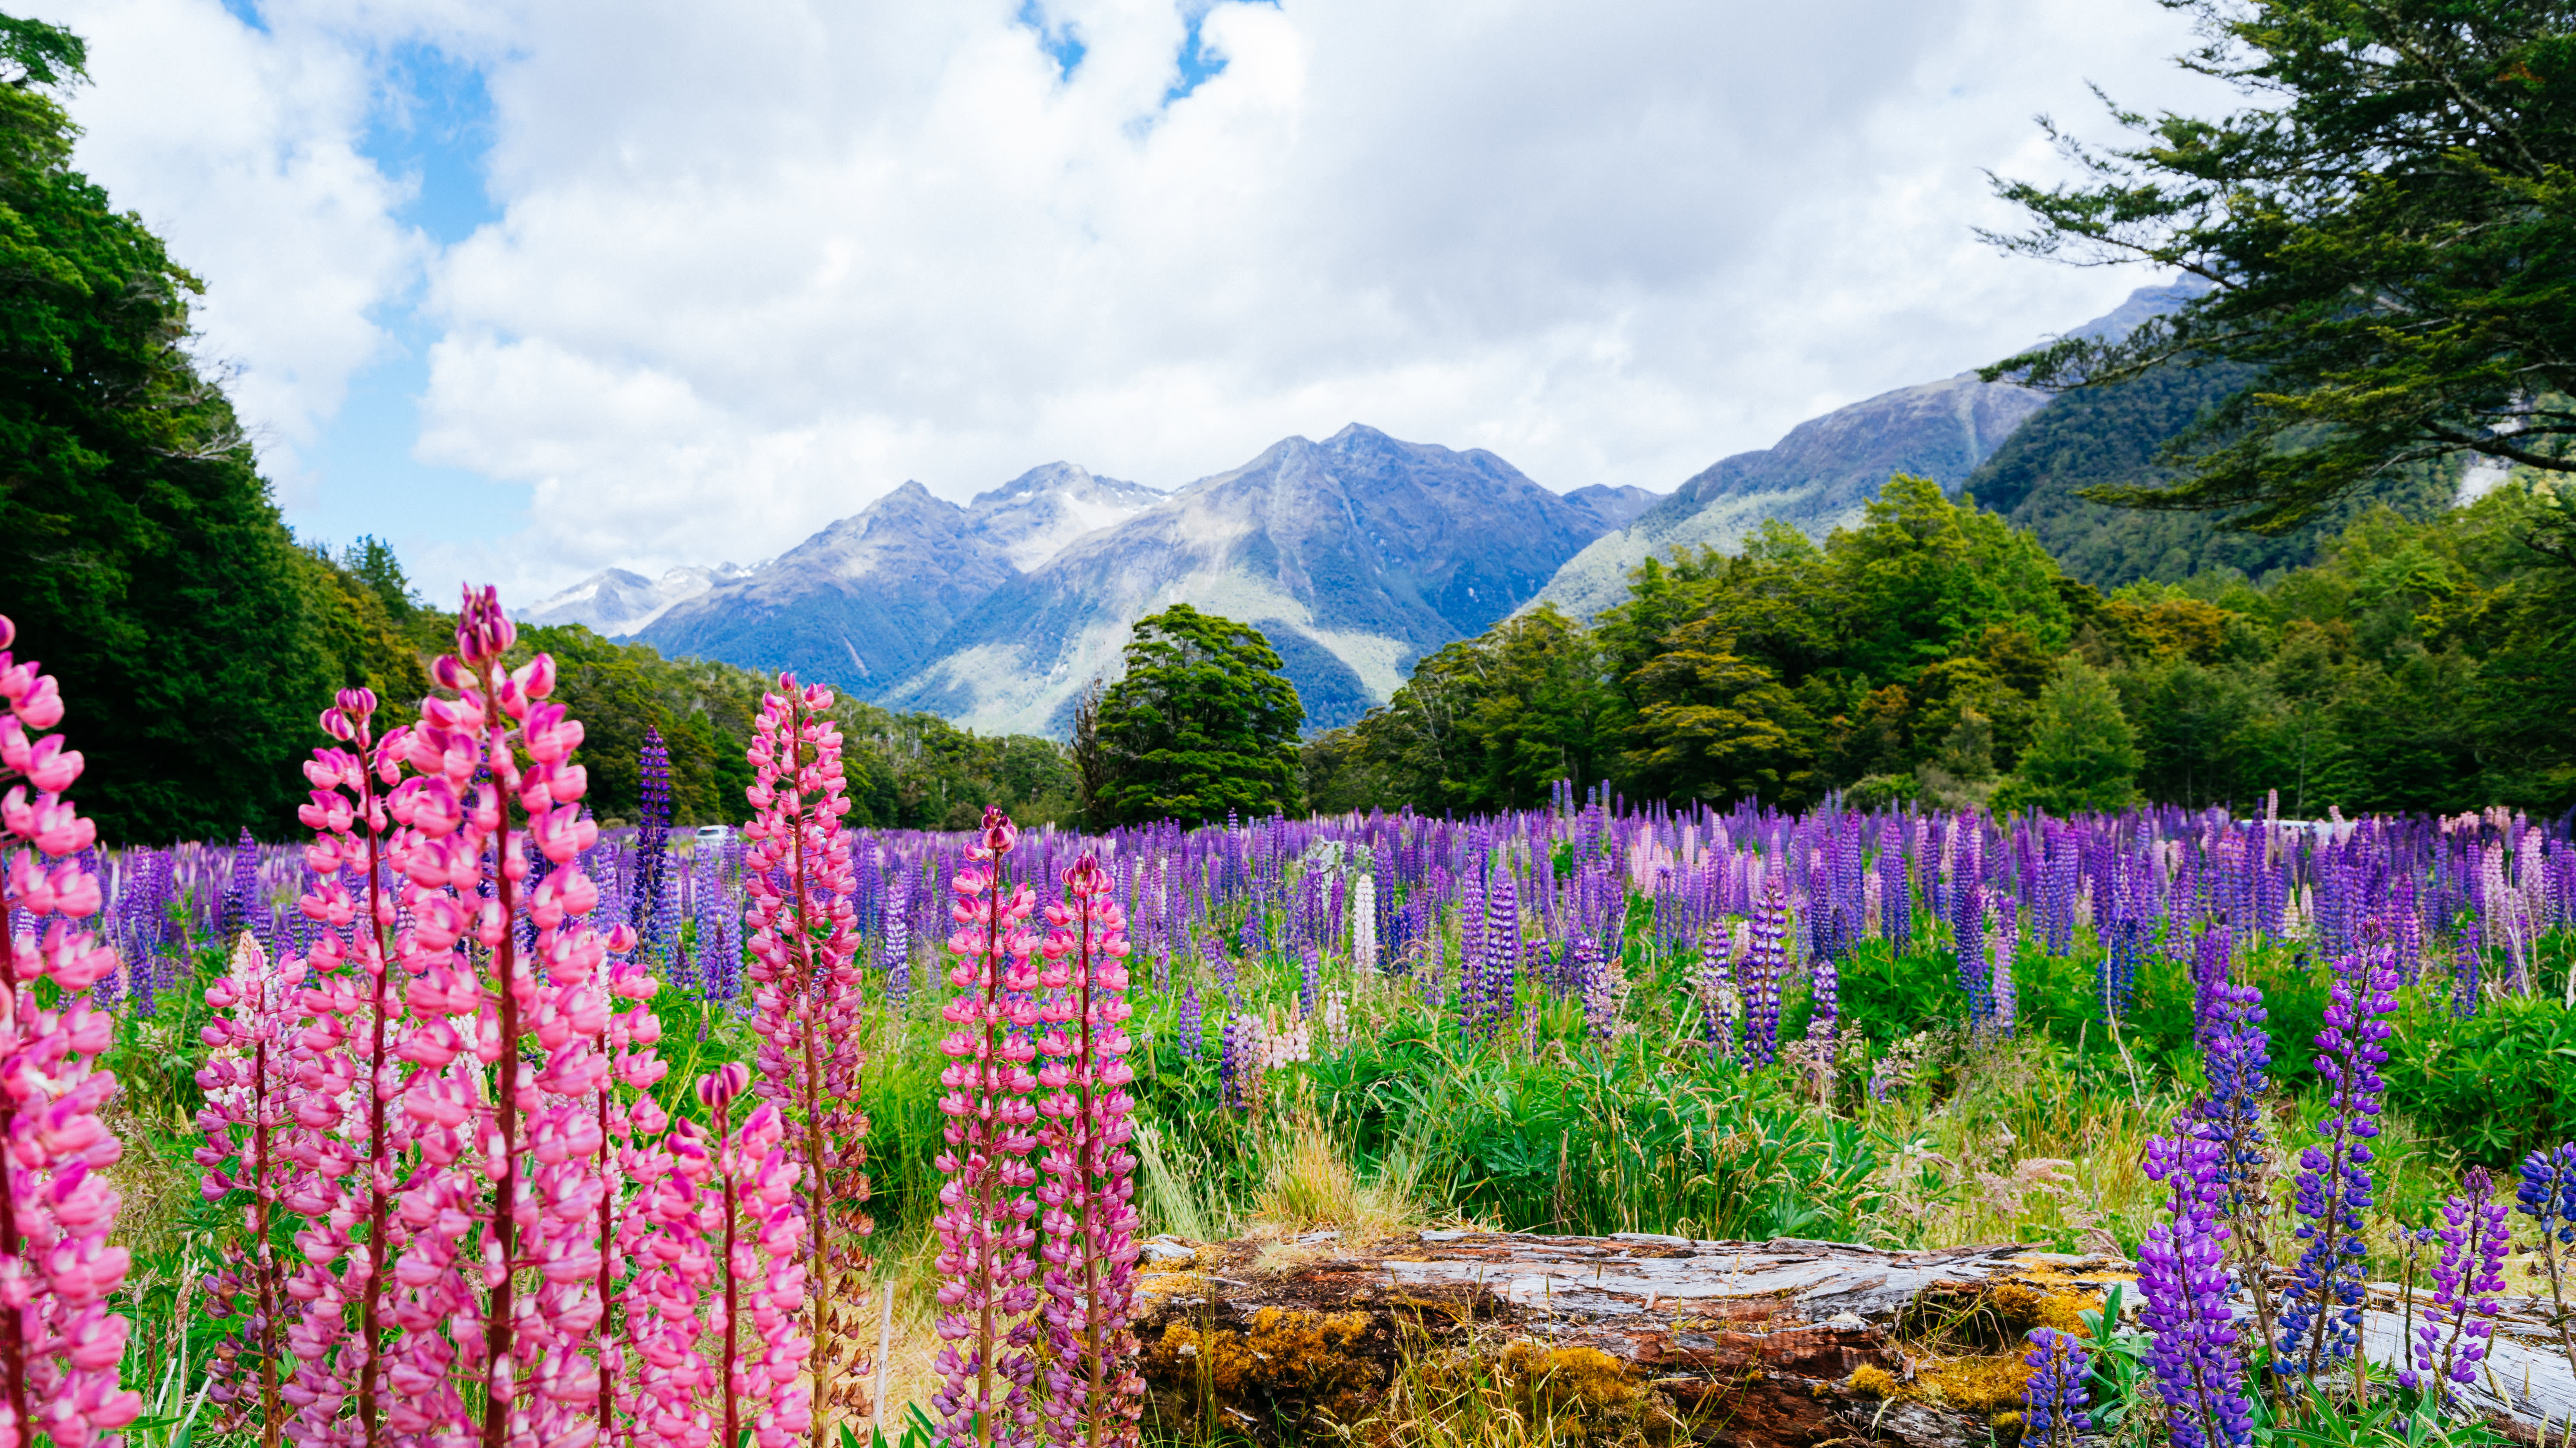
1129,1230,2576,1446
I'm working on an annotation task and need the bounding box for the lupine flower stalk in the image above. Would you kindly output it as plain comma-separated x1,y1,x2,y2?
0,613,142,1447
2403,1168,2510,1406
742,676,873,1444
2020,1327,2092,1448
1741,878,1787,1068
279,686,415,1448
932,811,1042,1448
2516,1142,2576,1376
2277,939,2398,1384
377,587,611,1447
697,1065,814,1448
2140,1132,2253,1448
1035,854,1143,1448
196,932,301,1445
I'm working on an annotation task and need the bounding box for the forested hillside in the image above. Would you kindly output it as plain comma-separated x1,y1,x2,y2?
1306,474,2576,818
1963,360,2455,588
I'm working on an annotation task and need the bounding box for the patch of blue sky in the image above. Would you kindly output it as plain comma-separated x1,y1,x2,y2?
285,313,530,559
1166,0,1277,105
282,43,517,560
362,40,502,246
218,0,266,34
1017,0,1087,81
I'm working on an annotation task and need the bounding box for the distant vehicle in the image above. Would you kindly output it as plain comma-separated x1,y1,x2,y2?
694,825,732,848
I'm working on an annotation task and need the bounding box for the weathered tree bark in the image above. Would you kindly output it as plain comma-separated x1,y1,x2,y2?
1129,1230,2576,1446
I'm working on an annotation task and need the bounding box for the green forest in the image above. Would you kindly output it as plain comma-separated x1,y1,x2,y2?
1303,474,2576,821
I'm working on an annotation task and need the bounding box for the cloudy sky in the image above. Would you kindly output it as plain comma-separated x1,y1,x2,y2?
33,0,2231,603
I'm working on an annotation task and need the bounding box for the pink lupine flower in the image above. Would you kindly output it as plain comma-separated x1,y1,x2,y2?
196,932,306,1446
373,586,619,1448
932,809,1043,1448
1035,853,1144,1448
740,676,872,1444
0,615,140,1448
697,1067,816,1448
260,687,420,1448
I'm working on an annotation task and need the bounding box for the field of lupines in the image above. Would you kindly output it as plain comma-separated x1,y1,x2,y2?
3,591,2575,1448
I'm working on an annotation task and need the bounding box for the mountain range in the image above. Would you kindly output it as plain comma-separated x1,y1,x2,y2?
527,279,2212,735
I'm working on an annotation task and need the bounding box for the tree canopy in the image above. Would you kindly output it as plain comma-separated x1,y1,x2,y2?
1086,604,1304,827
0,30,422,840
1983,0,2576,534
1309,472,2576,817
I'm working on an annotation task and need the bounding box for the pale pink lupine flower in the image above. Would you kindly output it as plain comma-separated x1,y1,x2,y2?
740,676,871,1444
931,810,1042,1448
195,932,307,1446
0,615,140,1448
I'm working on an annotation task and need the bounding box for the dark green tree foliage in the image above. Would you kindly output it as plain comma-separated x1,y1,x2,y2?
2006,657,2143,814
1314,472,2576,815
1316,605,1610,816
1091,604,1303,827
1964,359,2452,588
0,29,413,841
1983,0,2576,531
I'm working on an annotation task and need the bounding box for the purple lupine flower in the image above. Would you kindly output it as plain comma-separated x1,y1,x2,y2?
1987,901,2016,1038
2101,905,2144,1021
2277,939,2399,1378
222,825,259,941
632,726,677,970
2404,1167,2511,1403
1175,983,1203,1062
1572,936,1620,1042
1476,869,1519,1045
2515,1141,2576,1375
2189,948,2272,1233
2021,1327,2093,1447
2141,1132,2255,1448
1743,878,1788,1068
1877,834,1909,950
1219,1014,1255,1111
1953,881,1990,1027
2451,932,2481,1019
1299,944,1321,1019
886,865,914,1004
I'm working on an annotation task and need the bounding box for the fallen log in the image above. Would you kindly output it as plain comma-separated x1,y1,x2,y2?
1127,1230,2576,1446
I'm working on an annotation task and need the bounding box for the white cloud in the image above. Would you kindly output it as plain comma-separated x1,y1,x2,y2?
30,0,2238,602
31,0,424,498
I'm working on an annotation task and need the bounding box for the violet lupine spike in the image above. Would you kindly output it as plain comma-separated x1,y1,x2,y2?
741,675,872,1446
931,810,1044,1448
2276,938,2399,1381
1476,868,1518,1045
2140,1132,2254,1448
1035,853,1145,1448
0,615,143,1446
1804,954,1839,1097
634,725,674,959
2404,1167,2511,1405
2515,1142,2576,1378
2020,1327,2093,1448
1741,878,1788,1068
1986,901,2016,1039
225,823,260,941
